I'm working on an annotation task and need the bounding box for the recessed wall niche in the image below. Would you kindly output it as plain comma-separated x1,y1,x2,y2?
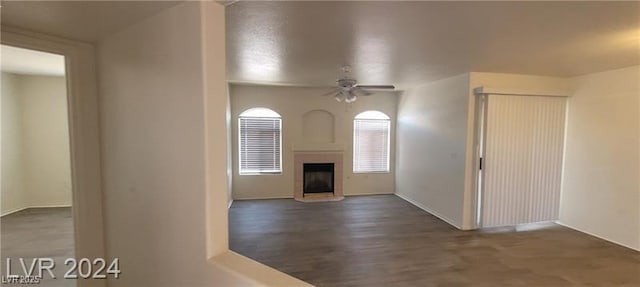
302,110,335,143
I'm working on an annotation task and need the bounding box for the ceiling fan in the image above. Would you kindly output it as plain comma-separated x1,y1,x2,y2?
320,66,395,103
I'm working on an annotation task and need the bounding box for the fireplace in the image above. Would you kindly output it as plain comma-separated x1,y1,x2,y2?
303,163,334,194
294,153,343,202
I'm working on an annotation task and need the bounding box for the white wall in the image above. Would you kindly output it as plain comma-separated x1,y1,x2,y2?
96,2,307,286
1,72,26,215
229,84,398,199
20,75,72,208
395,73,471,228
559,66,640,251
1,72,71,216
98,2,232,285
400,70,638,251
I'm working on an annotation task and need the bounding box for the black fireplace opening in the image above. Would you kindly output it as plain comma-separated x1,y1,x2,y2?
303,163,334,194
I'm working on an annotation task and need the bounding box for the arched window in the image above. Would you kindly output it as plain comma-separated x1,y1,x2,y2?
353,111,390,173
239,108,282,174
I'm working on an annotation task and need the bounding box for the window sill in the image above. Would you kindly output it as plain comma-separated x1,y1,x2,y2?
239,172,283,176
353,171,391,174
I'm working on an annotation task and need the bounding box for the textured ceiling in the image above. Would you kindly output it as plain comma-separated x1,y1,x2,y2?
1,1,182,43
227,1,640,88
2,1,637,88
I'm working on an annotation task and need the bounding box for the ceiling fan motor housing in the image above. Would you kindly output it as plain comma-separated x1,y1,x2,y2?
337,78,357,88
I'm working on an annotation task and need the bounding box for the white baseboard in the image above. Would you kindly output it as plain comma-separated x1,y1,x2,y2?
233,195,294,200
228,199,233,209
1,204,71,217
395,193,463,230
344,192,394,196
555,221,640,252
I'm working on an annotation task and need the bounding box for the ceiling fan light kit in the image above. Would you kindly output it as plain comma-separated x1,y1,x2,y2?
322,66,395,104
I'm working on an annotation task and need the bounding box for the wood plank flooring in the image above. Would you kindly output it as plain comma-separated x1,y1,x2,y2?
230,195,640,286
1,208,75,287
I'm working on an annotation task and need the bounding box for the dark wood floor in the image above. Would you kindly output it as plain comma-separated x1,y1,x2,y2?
1,208,75,287
230,195,640,286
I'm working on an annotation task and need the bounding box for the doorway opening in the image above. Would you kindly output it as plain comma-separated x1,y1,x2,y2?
1,44,75,286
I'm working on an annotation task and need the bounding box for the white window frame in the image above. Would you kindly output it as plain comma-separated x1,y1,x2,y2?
353,110,391,173
238,108,282,175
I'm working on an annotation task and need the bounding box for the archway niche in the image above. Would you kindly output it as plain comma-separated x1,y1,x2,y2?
302,110,335,143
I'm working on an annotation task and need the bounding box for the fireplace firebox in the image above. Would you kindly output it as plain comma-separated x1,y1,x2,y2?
303,163,334,194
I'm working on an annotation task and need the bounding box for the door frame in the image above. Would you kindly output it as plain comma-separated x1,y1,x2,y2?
2,26,106,287
472,92,489,229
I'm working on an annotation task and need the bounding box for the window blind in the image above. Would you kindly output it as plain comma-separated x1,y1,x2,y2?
239,117,282,174
353,119,390,173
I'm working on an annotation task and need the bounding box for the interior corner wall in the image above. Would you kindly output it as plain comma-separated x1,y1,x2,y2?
96,2,252,286
1,72,72,216
559,65,640,251
395,73,470,229
1,72,26,215
229,84,398,200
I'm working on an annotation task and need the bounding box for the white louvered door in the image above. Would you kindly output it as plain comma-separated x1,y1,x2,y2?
481,95,567,227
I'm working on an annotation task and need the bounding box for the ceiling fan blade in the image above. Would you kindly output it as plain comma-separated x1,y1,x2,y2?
319,88,339,97
352,88,373,97
355,85,395,90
